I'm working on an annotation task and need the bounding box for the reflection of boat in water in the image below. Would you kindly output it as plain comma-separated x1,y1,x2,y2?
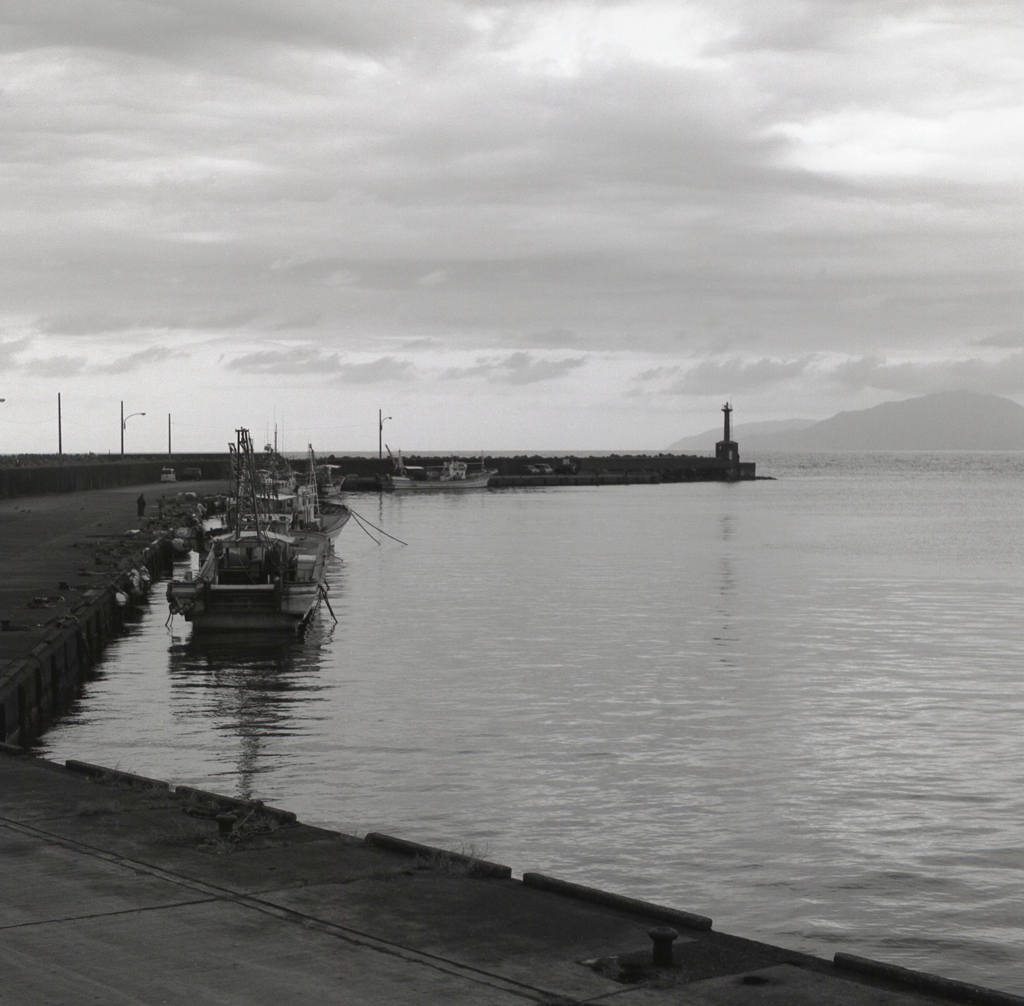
167,429,335,632
386,453,496,491
167,623,331,800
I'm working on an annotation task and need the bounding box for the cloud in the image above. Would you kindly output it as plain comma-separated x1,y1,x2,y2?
828,353,1024,395
666,356,810,394
974,329,1024,349
37,313,134,336
225,345,343,374
336,356,414,383
520,328,579,348
1,1,1024,451
36,308,264,336
634,365,680,382
499,354,587,384
23,355,88,378
6,0,476,64
92,346,188,374
267,313,322,331
443,351,587,384
0,338,32,370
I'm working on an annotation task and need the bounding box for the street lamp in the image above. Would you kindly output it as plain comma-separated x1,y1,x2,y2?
378,409,392,461
120,400,146,458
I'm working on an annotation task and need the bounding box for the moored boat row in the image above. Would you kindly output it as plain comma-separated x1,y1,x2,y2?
166,432,348,634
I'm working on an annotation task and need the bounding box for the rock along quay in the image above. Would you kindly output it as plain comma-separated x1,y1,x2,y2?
1,474,1021,1004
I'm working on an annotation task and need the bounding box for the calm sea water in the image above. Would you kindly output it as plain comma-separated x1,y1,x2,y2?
39,452,1024,991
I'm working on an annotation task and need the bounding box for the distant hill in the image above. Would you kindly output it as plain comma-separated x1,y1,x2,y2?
668,392,1024,452
667,418,815,452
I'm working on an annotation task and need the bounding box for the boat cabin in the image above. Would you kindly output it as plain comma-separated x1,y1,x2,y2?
209,538,319,585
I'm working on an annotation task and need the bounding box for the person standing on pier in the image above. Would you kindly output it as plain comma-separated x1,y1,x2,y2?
136,493,146,518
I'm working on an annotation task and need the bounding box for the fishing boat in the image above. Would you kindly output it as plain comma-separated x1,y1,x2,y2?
307,446,351,534
386,453,496,491
166,430,336,632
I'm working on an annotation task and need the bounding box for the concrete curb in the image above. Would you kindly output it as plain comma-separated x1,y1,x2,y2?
363,832,513,879
57,759,299,824
64,759,171,791
521,872,713,930
172,785,298,825
834,953,1024,1006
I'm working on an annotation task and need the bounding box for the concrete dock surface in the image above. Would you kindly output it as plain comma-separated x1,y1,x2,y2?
3,752,1022,1005
0,479,225,661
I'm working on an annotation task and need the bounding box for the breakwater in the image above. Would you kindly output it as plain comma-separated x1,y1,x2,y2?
320,453,755,489
0,454,231,500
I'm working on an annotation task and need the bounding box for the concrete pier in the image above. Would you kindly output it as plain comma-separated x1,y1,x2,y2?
0,478,227,746
3,751,1023,1005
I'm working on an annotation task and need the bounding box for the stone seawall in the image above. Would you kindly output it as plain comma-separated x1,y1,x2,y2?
0,535,170,747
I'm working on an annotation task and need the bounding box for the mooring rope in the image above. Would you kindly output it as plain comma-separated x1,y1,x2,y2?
349,511,382,545
318,584,338,623
346,507,409,546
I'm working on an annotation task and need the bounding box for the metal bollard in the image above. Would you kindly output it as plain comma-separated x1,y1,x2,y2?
215,812,237,837
649,926,679,967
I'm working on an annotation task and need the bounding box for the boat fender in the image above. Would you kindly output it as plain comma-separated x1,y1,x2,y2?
114,591,128,607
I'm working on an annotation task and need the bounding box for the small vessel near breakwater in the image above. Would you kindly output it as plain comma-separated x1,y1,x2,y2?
166,431,341,632
386,452,496,491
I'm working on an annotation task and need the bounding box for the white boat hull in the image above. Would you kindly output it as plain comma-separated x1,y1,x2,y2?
388,473,493,490
167,529,330,632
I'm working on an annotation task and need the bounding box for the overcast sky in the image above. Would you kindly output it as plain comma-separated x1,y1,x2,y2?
1,1,1021,452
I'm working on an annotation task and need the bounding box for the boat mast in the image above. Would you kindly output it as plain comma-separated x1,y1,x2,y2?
307,444,321,522
232,428,266,544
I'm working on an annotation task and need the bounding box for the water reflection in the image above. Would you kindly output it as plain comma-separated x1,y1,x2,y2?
165,614,333,799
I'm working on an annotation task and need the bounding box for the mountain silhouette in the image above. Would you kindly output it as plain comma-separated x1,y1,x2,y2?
667,418,815,451
669,392,1024,451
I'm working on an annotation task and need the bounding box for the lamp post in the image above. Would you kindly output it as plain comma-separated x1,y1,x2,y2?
120,401,146,458
378,410,392,461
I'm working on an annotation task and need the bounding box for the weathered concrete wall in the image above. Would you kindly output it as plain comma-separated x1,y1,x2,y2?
0,457,232,500
0,538,169,746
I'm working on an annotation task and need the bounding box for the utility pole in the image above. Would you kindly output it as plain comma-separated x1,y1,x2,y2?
58,393,62,456
167,414,172,457
378,410,392,460
120,403,145,458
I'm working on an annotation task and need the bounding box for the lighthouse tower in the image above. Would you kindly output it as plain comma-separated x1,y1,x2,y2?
715,402,740,466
